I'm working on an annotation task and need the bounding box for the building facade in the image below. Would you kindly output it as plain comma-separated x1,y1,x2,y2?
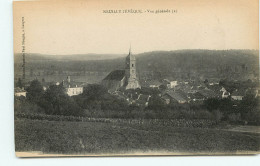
62,76,83,96
14,87,27,97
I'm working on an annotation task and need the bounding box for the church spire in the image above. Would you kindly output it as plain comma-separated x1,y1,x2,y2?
125,45,141,90
129,43,132,55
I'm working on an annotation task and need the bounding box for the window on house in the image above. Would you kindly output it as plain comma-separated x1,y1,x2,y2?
132,64,134,67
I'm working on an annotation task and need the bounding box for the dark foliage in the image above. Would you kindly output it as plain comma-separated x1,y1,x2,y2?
74,84,130,112
147,95,166,111
26,79,44,103
203,95,260,123
39,84,84,116
16,78,23,88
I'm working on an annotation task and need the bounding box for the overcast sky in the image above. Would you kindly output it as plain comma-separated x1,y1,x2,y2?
13,0,258,55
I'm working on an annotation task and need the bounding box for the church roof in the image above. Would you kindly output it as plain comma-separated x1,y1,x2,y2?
103,70,125,81
62,81,81,88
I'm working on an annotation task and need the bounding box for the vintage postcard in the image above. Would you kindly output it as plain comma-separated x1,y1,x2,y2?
13,0,259,157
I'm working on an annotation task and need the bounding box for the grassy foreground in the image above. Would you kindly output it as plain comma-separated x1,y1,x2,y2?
15,119,260,155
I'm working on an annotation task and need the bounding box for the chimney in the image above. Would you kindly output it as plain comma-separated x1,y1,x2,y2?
67,76,70,83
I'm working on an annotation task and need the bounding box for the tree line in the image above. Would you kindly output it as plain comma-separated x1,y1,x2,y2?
14,79,260,124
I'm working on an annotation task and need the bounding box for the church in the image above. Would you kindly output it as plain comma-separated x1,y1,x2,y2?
101,47,141,92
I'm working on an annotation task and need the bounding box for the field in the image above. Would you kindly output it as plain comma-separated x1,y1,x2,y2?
15,119,260,156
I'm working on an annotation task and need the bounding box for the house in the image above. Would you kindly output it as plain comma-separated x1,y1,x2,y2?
231,89,245,100
170,81,178,88
197,89,218,99
162,91,187,104
162,79,171,88
162,79,178,89
188,92,205,102
256,89,260,97
62,76,83,96
136,94,151,107
14,87,27,97
146,80,162,88
175,89,189,101
189,86,199,93
245,88,259,98
41,81,59,91
222,91,230,98
207,85,230,99
219,87,230,98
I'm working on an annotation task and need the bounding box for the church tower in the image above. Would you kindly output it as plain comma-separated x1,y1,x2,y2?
125,46,141,90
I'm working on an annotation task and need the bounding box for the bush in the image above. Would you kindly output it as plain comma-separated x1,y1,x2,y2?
212,110,223,122
26,79,44,103
14,97,45,114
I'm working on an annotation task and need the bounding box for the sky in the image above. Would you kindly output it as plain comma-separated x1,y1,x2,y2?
13,0,259,55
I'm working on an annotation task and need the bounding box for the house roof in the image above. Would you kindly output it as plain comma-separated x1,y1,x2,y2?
164,91,187,102
146,80,162,86
138,94,150,102
62,81,82,88
231,89,245,96
245,89,258,96
103,70,125,81
14,87,26,93
41,81,57,87
175,89,189,100
223,91,230,96
198,89,218,98
136,94,150,104
162,79,171,83
192,92,206,100
208,84,222,92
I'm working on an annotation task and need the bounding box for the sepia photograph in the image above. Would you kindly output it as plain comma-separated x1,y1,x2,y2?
13,0,259,157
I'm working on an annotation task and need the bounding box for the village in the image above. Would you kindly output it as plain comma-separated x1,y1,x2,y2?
14,48,260,109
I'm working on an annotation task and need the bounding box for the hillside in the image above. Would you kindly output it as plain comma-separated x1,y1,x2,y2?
14,49,259,82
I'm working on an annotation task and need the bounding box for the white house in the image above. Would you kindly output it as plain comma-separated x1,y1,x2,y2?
231,89,245,101
62,76,83,96
220,87,230,98
170,81,178,88
14,87,27,97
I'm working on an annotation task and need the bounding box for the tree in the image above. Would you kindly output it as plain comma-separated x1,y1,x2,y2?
147,95,165,111
26,79,44,103
74,84,130,112
203,98,220,112
16,78,23,88
40,84,84,116
204,79,209,86
30,68,34,77
82,84,107,100
238,94,259,120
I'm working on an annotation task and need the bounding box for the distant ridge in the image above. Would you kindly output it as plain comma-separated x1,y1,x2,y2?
14,53,125,62
14,49,259,62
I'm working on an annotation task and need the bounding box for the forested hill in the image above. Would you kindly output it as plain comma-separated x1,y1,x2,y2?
14,49,259,81
137,49,259,71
